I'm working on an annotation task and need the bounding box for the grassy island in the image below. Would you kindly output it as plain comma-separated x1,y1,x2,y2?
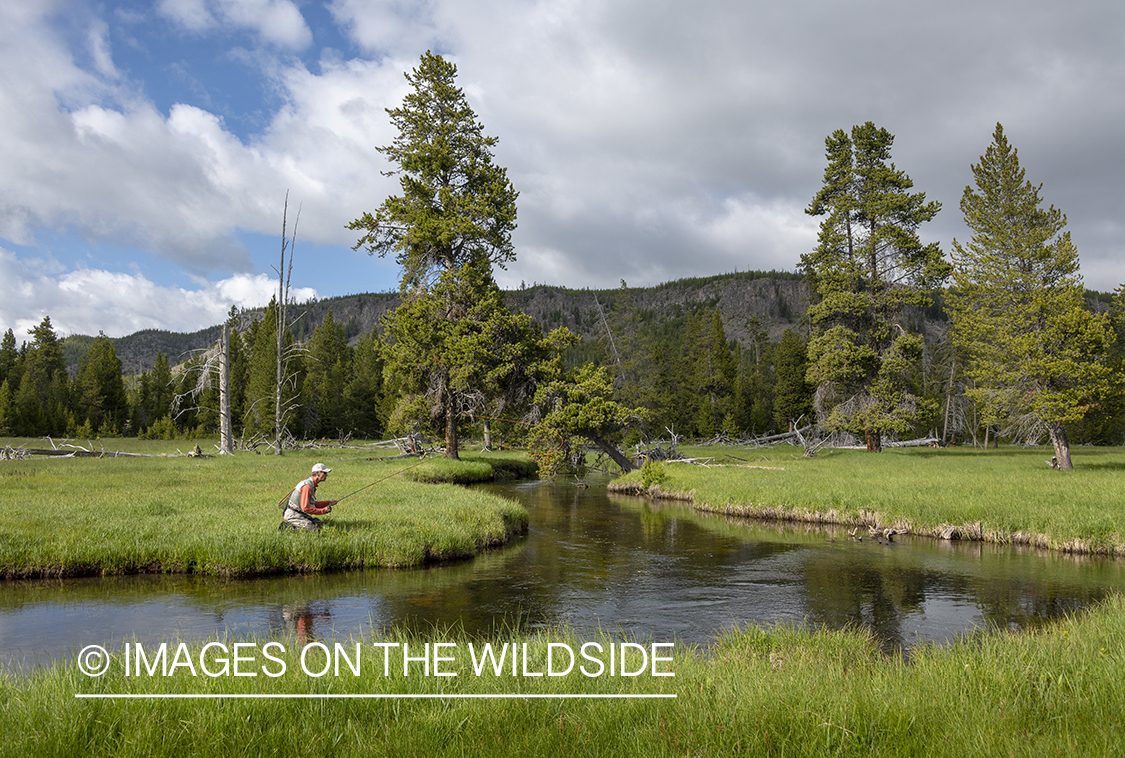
612,445,1125,555
0,440,533,578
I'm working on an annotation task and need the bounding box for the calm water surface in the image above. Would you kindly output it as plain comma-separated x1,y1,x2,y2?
3,476,1124,671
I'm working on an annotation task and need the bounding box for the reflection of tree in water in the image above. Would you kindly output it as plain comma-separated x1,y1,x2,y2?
803,554,930,654
976,581,1108,633
802,546,1117,654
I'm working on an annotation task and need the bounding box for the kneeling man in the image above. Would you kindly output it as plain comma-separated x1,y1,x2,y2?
280,463,338,530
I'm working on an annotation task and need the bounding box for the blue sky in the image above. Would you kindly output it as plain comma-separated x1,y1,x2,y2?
2,0,1123,339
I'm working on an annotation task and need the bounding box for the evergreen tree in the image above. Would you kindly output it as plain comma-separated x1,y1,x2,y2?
382,262,572,452
13,372,40,436
772,328,813,430
26,316,66,381
0,379,12,436
150,352,174,424
135,352,176,434
342,329,386,438
599,281,651,411
648,336,693,436
22,316,70,435
225,328,249,437
948,124,1116,469
349,51,519,458
697,309,737,437
242,311,273,436
348,51,519,288
1085,285,1125,444
0,329,17,387
241,301,301,439
678,313,710,436
75,334,128,434
802,122,950,451
134,371,153,432
734,317,774,435
301,310,351,437
473,287,578,444
532,363,646,474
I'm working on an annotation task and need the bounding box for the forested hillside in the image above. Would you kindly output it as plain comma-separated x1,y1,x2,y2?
3,269,1120,451
82,272,811,375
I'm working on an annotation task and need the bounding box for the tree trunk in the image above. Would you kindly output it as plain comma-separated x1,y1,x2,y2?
482,418,492,451
275,194,296,457
864,427,882,453
942,358,955,445
1047,422,1073,471
444,394,459,460
586,432,634,472
219,323,233,455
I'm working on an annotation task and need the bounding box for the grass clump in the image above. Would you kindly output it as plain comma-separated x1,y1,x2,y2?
613,446,1125,554
0,444,531,578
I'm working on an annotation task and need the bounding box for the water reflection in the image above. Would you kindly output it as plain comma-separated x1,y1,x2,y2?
2,476,1124,671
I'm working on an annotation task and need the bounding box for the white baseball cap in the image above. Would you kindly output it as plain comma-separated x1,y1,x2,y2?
311,463,331,473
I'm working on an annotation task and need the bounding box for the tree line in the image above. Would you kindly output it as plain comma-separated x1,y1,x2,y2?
2,55,1123,474
0,308,383,444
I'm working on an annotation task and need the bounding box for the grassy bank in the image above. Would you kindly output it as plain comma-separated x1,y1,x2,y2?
405,451,539,483
0,441,531,578
613,446,1125,555
3,593,1124,756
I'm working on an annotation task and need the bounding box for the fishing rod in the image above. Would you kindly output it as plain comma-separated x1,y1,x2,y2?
333,455,431,504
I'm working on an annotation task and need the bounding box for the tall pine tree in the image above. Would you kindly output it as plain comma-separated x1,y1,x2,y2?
349,51,520,459
802,122,950,450
949,123,1115,469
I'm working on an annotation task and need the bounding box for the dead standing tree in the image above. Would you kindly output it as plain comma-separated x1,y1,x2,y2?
169,310,236,453
274,193,300,456
171,341,225,449
218,321,233,454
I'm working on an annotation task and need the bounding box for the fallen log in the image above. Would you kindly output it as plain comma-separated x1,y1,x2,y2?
744,425,814,447
834,437,941,450
18,448,154,458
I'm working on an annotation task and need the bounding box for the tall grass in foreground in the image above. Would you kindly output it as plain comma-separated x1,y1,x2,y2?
617,446,1125,554
0,445,530,577
3,594,1125,757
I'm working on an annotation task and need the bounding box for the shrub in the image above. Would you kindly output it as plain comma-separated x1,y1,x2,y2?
640,458,667,488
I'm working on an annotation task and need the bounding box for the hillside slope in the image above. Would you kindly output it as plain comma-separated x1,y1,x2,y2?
65,272,871,373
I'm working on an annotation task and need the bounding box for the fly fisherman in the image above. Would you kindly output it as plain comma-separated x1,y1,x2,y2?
279,463,338,531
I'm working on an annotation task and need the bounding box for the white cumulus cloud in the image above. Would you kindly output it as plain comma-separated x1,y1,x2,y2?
0,247,315,340
0,0,1122,339
157,0,312,48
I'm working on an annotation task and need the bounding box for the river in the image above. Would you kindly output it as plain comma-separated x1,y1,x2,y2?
2,475,1122,671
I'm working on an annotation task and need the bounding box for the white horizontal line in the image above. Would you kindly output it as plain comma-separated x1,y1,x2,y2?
75,693,677,700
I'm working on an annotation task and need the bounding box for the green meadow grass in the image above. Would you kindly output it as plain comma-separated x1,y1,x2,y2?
617,446,1125,554
3,594,1125,757
0,441,530,578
